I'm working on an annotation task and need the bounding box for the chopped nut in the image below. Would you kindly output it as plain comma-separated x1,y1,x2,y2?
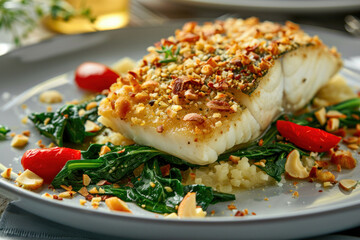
78,187,89,197
212,113,221,119
183,113,205,124
292,191,299,198
156,125,164,133
164,213,178,218
326,110,346,119
39,90,63,104
339,179,358,191
11,134,29,148
326,118,339,132
42,193,53,199
206,100,231,111
166,108,178,118
215,121,222,127
89,187,99,194
323,182,333,188
105,197,132,213
314,107,326,125
164,186,173,192
84,120,101,133
78,109,86,117
178,192,206,218
85,101,98,111
229,155,240,164
331,150,356,169
254,161,265,167
172,95,180,105
1,168,12,179
171,105,182,112
60,185,73,191
227,204,237,210
316,170,336,182
184,89,198,100
16,169,44,190
347,144,359,150
99,146,111,156
58,191,76,198
44,117,51,125
83,174,91,186
285,150,309,179
22,130,30,137
343,137,358,144
21,116,28,124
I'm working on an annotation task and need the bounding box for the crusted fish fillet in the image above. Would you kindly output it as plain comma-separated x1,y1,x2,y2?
98,18,342,165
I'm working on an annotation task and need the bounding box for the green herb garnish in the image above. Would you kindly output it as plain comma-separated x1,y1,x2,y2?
156,45,180,64
0,0,94,45
0,125,10,140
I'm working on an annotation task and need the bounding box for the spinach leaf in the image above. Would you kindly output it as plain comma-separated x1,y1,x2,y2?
218,98,360,182
0,125,10,140
52,144,164,189
28,94,106,146
88,160,235,214
131,160,184,213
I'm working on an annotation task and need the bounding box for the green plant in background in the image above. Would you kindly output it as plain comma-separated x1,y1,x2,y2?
0,0,94,45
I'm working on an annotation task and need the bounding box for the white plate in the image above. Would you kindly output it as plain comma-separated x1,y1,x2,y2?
166,0,360,13
0,23,360,240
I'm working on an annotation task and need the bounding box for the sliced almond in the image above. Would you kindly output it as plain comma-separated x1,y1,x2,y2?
85,101,98,111
164,213,178,219
285,150,309,179
326,110,347,119
84,120,101,133
177,192,206,218
89,187,99,194
83,174,91,186
1,168,12,179
314,107,327,126
16,169,44,190
99,145,111,156
78,186,89,197
105,197,132,213
326,118,339,132
339,179,358,191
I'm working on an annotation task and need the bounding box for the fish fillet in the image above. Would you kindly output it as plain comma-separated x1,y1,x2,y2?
98,18,342,165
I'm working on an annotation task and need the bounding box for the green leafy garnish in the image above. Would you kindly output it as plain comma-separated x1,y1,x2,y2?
0,0,95,45
28,94,105,146
52,143,195,190
156,45,180,64
86,159,234,214
0,125,10,140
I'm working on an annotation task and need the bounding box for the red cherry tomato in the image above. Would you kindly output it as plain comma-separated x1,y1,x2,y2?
75,62,119,92
276,120,341,152
21,147,81,183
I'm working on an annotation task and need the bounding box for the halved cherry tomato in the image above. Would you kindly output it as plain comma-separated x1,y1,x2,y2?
276,120,341,152
75,62,119,92
21,147,81,183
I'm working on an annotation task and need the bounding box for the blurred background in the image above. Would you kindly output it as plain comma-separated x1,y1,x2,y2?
1,0,360,56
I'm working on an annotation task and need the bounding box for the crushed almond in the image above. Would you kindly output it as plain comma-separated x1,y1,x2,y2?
39,90,63,104
11,134,29,148
1,168,12,179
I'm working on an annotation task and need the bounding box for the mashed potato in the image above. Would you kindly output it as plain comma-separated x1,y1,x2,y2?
183,158,275,193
